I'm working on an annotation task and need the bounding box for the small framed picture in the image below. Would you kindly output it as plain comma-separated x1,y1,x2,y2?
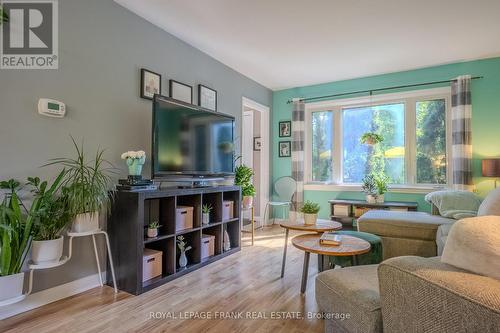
169,80,193,104
279,141,291,157
253,137,262,151
198,84,217,111
279,121,291,137
140,68,161,100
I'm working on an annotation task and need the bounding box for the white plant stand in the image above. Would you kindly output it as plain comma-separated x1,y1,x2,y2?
0,229,117,307
66,229,118,293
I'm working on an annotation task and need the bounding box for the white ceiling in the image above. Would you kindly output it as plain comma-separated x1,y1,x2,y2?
115,0,500,90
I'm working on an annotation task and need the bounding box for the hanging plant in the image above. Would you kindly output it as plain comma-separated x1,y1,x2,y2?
360,132,383,145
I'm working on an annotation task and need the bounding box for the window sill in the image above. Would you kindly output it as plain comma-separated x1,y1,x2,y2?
304,183,447,194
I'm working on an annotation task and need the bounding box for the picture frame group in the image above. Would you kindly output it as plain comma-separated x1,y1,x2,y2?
140,68,218,111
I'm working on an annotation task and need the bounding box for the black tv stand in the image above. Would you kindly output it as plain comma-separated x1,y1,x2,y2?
107,185,241,295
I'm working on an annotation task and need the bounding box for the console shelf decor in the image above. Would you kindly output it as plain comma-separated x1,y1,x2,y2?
107,185,241,295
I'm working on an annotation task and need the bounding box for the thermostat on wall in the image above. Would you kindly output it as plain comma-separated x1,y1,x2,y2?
38,98,66,118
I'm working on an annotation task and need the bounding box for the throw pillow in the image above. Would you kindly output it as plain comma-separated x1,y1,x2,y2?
441,216,500,280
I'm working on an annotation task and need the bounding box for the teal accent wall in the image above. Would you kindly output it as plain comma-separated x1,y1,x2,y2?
272,57,500,219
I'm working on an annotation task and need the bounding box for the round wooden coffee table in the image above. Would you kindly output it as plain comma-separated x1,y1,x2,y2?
279,219,342,278
291,234,371,293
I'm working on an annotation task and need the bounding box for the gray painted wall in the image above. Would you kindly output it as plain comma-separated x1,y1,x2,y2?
0,0,271,292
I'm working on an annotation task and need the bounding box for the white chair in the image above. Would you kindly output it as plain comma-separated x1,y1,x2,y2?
263,176,297,226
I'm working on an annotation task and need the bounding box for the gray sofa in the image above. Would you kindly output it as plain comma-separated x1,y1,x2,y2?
358,188,500,258
316,256,500,333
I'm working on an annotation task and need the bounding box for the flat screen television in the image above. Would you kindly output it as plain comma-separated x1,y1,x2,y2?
152,95,235,179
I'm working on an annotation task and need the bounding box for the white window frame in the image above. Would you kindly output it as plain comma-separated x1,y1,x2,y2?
304,87,452,193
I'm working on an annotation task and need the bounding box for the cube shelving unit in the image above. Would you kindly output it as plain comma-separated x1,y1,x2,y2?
107,185,241,295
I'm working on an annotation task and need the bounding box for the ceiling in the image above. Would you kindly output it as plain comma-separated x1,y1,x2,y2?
115,0,500,90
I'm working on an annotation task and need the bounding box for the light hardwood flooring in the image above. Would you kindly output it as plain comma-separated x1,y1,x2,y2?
0,225,324,333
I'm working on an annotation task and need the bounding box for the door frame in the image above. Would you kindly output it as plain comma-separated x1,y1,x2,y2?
241,97,270,221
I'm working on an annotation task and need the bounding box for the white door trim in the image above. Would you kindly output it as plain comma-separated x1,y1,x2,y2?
241,97,270,221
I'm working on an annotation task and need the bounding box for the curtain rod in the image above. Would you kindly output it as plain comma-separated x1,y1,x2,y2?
286,76,484,104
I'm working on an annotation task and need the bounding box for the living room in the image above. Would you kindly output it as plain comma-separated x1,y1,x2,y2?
0,0,499,332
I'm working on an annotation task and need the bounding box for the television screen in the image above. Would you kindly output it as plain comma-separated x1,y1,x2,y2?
152,96,235,178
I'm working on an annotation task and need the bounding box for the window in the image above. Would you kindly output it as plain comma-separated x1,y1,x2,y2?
311,111,333,182
416,99,447,184
342,103,405,184
305,88,451,189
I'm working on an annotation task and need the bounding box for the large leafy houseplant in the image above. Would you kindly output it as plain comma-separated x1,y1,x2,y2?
235,165,255,208
0,6,8,25
46,138,115,233
0,172,67,301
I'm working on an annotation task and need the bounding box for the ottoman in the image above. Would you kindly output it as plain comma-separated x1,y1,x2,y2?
357,210,453,259
316,264,382,333
326,231,383,268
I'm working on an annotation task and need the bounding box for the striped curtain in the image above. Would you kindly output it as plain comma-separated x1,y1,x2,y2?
291,99,305,213
451,75,473,191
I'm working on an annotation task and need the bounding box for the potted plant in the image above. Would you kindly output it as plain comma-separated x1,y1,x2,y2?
361,174,378,203
300,200,321,225
176,235,192,268
202,204,212,225
47,138,115,233
29,172,72,264
121,150,146,181
360,132,384,145
235,165,255,208
147,221,161,238
374,174,389,203
0,173,63,302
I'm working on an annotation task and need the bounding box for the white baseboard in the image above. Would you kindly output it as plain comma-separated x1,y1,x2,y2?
0,273,105,320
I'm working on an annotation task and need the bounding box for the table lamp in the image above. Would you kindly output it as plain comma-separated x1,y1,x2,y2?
482,158,500,188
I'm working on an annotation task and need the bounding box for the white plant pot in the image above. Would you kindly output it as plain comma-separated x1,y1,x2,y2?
366,195,377,204
376,194,385,203
0,272,25,302
202,213,210,225
31,236,64,264
303,213,318,225
72,212,99,233
242,196,253,209
147,228,158,238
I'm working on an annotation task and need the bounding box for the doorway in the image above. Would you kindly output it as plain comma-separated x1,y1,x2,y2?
241,97,270,224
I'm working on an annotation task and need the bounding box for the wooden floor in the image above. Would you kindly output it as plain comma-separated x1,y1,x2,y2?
0,225,324,333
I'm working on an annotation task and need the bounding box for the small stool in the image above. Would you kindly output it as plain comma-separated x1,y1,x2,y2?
324,231,383,269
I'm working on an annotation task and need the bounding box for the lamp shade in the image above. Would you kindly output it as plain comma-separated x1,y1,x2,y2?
482,159,500,177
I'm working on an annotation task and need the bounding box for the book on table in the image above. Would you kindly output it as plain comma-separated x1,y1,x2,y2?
320,232,342,246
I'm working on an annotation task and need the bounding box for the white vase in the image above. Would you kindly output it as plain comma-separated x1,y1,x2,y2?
31,236,64,264
242,196,253,209
179,251,188,268
147,228,158,238
366,195,377,204
376,194,385,203
223,230,231,251
0,272,25,302
303,213,318,225
72,212,99,233
202,213,210,225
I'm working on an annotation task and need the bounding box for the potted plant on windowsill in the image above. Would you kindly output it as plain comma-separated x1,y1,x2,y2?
202,204,212,225
362,174,378,203
46,137,115,233
374,174,389,203
29,172,72,264
300,200,321,225
235,165,255,209
360,132,384,145
147,221,161,238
